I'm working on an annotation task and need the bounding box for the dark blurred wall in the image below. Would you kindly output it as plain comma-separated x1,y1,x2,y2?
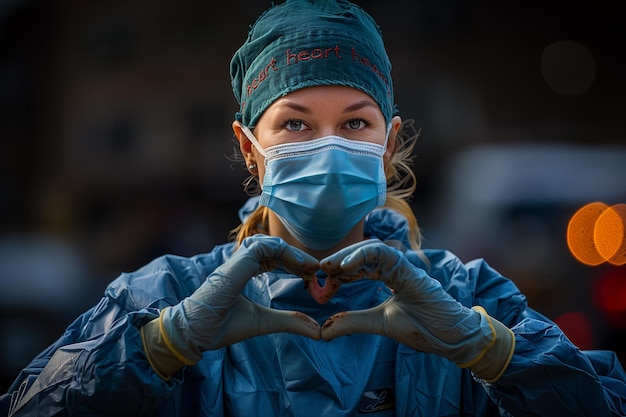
0,0,624,391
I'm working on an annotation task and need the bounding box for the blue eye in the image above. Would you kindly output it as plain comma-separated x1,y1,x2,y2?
346,119,368,130
282,119,306,131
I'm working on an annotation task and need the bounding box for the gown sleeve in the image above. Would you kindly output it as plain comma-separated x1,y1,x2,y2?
462,255,626,416
0,249,228,417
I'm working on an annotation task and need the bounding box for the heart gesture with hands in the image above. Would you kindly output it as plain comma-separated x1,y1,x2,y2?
142,236,514,382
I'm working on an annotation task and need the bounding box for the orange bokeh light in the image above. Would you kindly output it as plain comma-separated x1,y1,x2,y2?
567,202,626,266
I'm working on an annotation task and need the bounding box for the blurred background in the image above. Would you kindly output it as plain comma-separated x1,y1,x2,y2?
1,0,625,391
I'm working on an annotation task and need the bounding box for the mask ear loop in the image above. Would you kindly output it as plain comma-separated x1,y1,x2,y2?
240,125,267,158
382,122,392,155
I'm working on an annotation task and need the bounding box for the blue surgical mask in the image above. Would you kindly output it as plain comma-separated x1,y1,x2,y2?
241,126,388,250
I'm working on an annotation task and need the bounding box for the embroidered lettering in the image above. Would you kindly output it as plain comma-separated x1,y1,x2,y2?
351,47,390,96
286,46,341,65
246,57,278,97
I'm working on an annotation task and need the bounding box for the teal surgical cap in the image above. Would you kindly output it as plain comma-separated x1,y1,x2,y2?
230,0,395,127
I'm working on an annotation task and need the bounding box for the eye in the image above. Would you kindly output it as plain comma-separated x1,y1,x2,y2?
281,119,307,131
345,118,369,130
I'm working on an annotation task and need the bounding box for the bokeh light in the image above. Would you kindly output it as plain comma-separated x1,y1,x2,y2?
554,311,593,350
567,202,626,266
541,40,596,96
593,267,626,328
596,204,626,266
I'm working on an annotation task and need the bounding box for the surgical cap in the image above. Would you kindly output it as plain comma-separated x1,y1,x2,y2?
230,0,395,127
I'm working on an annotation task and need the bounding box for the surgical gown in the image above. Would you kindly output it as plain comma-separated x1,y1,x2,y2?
2,199,626,416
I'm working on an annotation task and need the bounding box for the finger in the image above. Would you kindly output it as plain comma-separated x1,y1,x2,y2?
217,236,309,294
319,240,379,273
241,235,320,276
320,303,386,341
211,296,321,349
210,238,277,293
274,243,320,277
319,240,383,287
314,241,385,303
263,240,323,302
255,303,321,340
342,242,402,272
339,243,419,294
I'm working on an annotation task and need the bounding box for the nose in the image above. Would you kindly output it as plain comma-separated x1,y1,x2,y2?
317,126,341,138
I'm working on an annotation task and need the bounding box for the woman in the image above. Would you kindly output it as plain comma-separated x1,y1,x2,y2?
2,0,626,416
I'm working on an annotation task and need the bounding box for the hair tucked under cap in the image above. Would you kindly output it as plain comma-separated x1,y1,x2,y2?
230,0,395,128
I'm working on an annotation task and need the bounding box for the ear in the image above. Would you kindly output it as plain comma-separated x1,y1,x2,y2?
384,116,402,163
232,121,258,173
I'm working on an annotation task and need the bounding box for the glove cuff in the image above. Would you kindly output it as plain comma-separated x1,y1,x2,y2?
463,306,515,382
140,309,192,380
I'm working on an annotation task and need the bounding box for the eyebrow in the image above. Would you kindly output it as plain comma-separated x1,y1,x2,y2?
279,99,378,114
343,100,379,113
281,102,312,114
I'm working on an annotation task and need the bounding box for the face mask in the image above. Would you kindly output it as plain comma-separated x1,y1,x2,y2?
241,125,388,250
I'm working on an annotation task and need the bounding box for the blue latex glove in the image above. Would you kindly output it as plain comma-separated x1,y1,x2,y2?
319,240,515,381
141,235,321,378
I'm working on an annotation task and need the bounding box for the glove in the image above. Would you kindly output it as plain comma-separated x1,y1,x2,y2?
141,235,322,379
319,240,515,382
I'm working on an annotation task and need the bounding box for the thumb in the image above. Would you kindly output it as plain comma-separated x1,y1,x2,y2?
254,302,321,340
197,296,321,350
227,296,321,341
321,303,386,341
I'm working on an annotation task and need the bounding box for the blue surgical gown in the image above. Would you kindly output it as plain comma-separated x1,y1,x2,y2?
2,200,626,416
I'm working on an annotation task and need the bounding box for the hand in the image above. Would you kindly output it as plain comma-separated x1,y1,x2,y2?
142,235,321,377
318,240,515,381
